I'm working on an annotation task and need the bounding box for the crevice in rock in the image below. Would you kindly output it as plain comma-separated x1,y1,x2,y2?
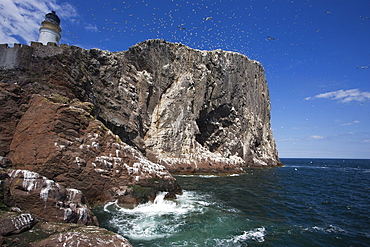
146,85,154,110
96,117,144,154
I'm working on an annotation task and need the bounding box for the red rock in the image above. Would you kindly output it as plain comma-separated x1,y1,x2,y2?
4,169,98,226
7,95,181,206
0,212,36,236
0,83,29,157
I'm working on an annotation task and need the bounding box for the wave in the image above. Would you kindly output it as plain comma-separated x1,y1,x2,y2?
95,159,370,246
225,227,266,243
101,190,265,245
102,191,210,240
205,227,265,247
304,225,346,234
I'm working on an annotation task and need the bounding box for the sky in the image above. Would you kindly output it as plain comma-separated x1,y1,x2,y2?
1,0,369,159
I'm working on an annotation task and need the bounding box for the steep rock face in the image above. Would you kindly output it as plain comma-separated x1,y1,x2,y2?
0,40,281,176
6,94,180,206
0,83,29,156
84,40,281,172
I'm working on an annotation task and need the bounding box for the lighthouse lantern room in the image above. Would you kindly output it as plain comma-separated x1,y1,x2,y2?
38,11,62,46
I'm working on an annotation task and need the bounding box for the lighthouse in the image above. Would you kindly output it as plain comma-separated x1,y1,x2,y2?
38,11,62,46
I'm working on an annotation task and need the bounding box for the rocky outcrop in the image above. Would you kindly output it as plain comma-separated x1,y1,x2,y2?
0,168,133,246
1,40,280,174
85,40,282,172
0,212,36,235
3,169,98,225
32,225,133,247
0,213,133,247
0,39,281,247
1,40,280,176
5,94,180,206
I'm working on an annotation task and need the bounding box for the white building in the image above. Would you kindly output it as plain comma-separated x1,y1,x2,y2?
38,11,62,46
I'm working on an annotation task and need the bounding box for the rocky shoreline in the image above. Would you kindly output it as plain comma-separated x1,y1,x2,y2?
0,40,281,246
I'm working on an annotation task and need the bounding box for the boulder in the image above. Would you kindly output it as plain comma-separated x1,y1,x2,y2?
0,212,36,236
4,169,98,225
0,156,11,168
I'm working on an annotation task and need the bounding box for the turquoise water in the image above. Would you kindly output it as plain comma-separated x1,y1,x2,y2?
94,159,370,246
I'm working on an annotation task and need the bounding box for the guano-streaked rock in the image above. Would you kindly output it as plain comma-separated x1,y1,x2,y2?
0,38,282,247
0,212,36,236
4,169,98,225
32,225,133,247
87,40,282,172
0,39,281,176
6,94,181,206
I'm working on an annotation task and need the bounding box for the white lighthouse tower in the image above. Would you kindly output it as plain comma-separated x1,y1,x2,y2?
38,11,62,46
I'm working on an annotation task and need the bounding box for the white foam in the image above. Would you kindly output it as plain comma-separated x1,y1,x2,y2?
103,200,118,212
212,227,266,246
104,191,207,240
102,190,267,244
211,227,266,246
228,174,241,177
307,225,345,233
116,191,202,216
232,227,266,243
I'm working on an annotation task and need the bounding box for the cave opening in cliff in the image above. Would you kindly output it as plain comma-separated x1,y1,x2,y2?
195,104,233,152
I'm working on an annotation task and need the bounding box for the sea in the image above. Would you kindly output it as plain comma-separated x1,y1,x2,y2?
93,158,370,247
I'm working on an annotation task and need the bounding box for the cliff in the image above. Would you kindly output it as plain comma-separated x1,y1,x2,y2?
1,40,280,174
0,40,281,243
123,40,281,171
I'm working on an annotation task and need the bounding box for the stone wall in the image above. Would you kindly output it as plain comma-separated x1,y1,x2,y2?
0,42,66,70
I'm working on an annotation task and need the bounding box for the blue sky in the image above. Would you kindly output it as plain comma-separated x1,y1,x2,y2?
1,0,369,159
